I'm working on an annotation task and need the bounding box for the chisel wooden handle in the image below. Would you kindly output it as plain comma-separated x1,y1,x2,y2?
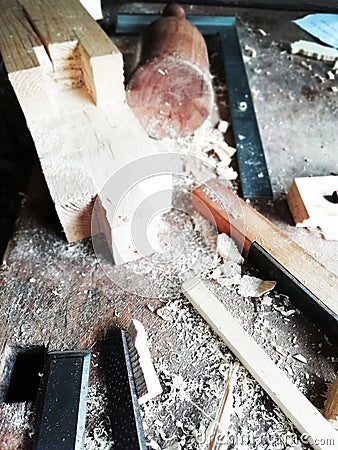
192,179,338,342
126,3,214,139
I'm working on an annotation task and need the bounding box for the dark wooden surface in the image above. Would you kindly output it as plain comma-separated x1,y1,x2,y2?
0,2,337,448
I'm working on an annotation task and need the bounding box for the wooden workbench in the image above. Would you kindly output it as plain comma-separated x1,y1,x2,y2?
0,2,337,449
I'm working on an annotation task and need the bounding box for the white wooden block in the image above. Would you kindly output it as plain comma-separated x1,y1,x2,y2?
287,176,338,240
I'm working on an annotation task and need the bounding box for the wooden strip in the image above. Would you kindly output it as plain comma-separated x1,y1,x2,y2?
192,179,338,317
182,278,338,450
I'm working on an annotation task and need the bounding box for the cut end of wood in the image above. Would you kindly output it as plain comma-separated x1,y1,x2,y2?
56,196,96,242
126,10,214,139
127,57,214,139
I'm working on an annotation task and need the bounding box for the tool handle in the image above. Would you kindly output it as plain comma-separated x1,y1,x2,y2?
192,179,338,341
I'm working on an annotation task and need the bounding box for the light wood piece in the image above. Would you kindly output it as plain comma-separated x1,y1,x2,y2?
287,176,338,240
0,0,167,257
291,40,338,62
182,278,338,450
127,319,162,405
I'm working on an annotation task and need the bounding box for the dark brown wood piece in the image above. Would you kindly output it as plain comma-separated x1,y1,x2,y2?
126,3,214,139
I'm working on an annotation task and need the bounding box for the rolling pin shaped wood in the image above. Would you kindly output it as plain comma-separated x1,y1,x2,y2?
126,3,214,139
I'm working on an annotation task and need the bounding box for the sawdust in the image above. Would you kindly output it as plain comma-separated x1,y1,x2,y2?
1,15,337,450
139,295,315,450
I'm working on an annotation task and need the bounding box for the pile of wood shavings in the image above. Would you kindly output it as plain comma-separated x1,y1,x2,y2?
140,296,312,450
129,213,317,449
156,117,237,183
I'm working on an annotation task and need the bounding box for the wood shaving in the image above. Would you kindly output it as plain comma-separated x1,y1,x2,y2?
292,354,308,364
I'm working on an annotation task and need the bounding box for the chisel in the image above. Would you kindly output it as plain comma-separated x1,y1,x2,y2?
192,179,338,342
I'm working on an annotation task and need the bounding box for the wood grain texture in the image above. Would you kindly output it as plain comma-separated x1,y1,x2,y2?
126,5,214,139
182,278,338,450
0,0,163,247
324,378,338,428
192,179,338,317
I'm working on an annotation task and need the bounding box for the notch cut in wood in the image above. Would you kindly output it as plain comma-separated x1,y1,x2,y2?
182,278,338,450
0,0,171,262
287,176,338,240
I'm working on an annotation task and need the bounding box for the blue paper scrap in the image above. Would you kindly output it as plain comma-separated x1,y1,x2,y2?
293,14,338,49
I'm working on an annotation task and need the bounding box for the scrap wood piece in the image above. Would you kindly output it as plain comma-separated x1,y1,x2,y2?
182,278,338,450
0,0,169,258
287,176,338,240
323,378,338,430
192,179,338,341
127,319,162,405
291,40,338,62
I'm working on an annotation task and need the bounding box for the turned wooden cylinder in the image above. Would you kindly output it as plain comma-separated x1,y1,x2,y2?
126,3,214,139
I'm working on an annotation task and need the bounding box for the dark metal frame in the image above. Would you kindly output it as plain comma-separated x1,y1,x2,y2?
33,351,90,450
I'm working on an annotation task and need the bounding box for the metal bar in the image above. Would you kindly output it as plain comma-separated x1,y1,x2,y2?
33,351,90,450
116,13,273,200
218,29,273,199
102,331,147,450
248,242,338,343
116,14,236,33
117,1,338,13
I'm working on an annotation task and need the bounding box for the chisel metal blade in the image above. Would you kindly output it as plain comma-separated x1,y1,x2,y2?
101,330,147,450
33,351,90,450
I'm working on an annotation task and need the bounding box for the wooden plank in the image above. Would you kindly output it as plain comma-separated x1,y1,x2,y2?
192,179,338,322
182,278,338,450
0,0,167,256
